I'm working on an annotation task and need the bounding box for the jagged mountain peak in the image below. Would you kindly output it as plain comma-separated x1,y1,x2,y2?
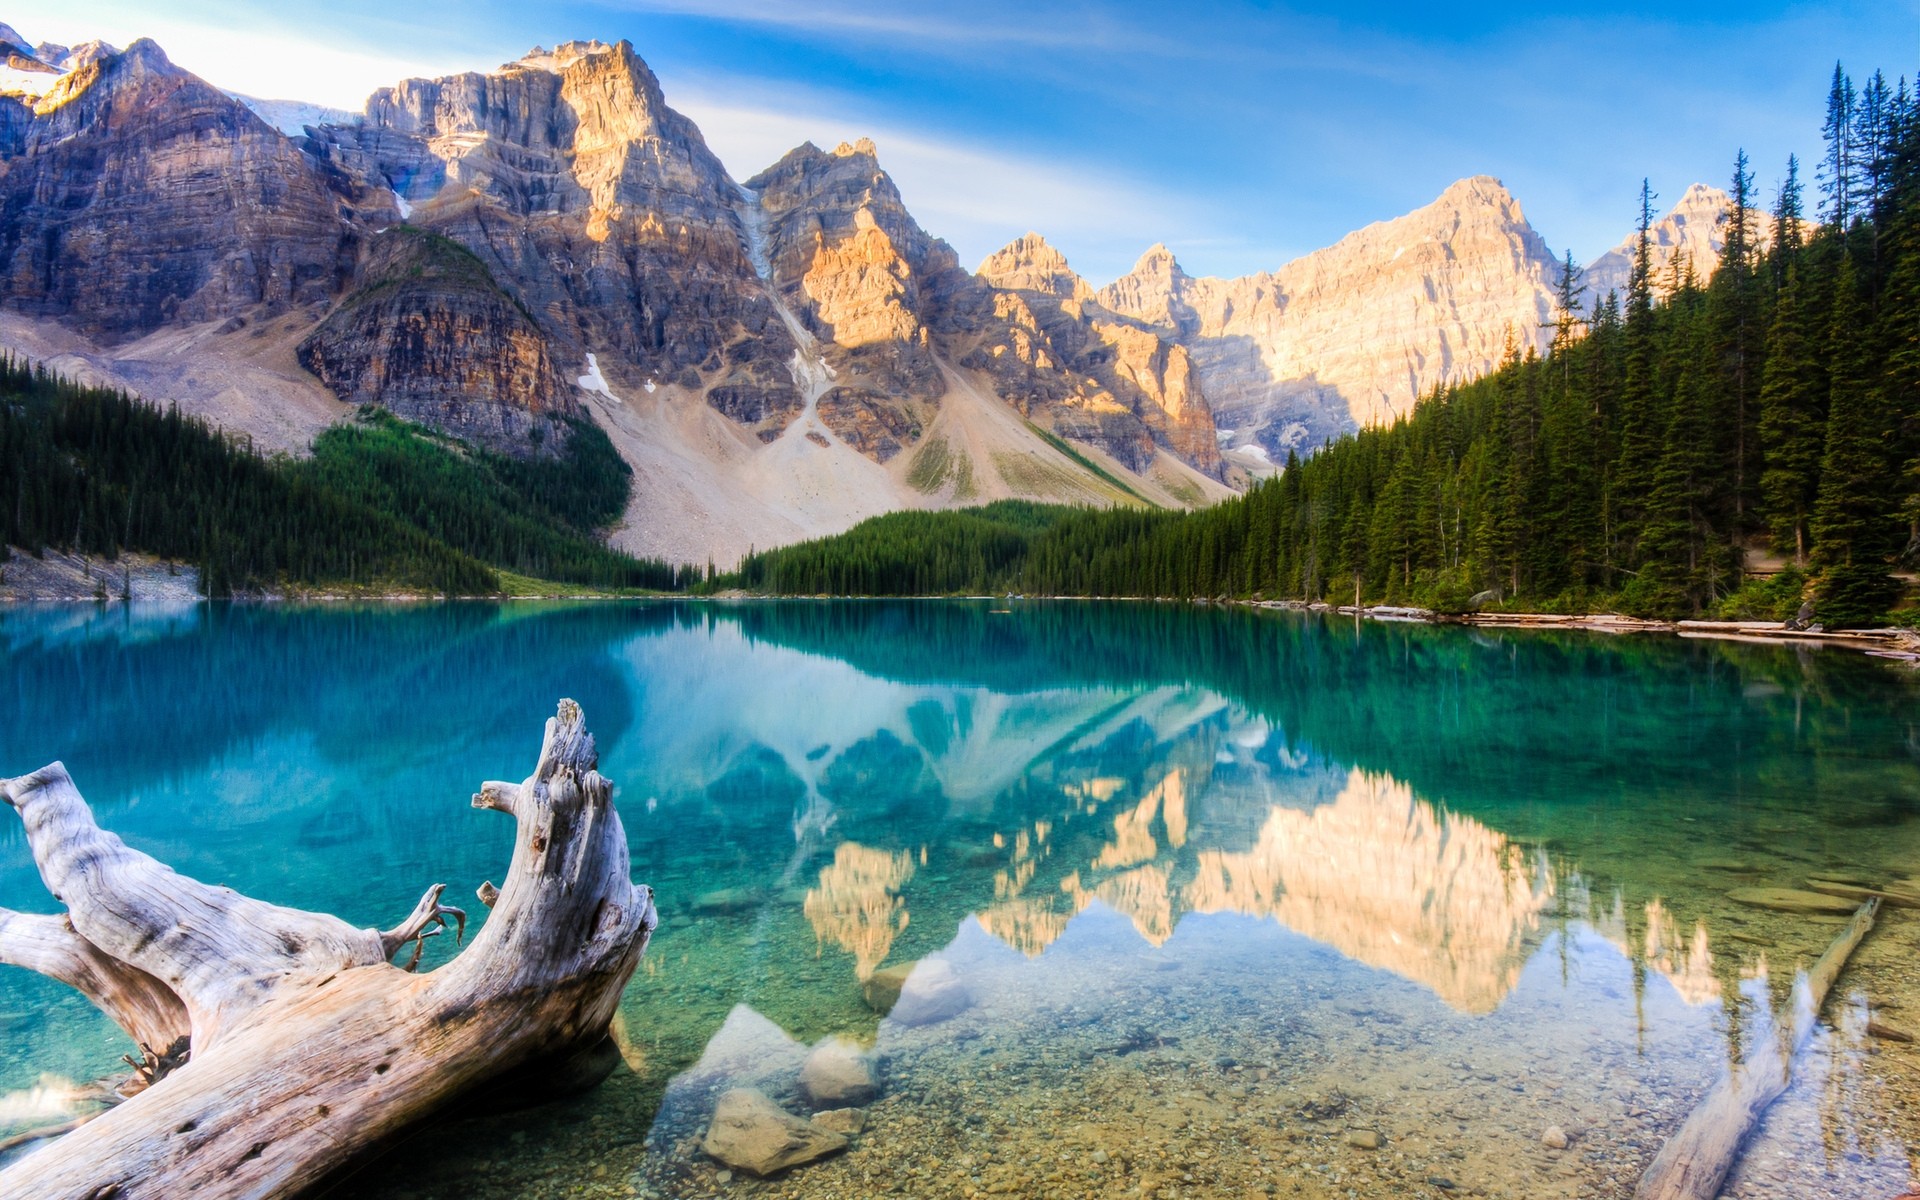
1132,243,1183,273
1583,181,1772,302
510,40,621,73
976,232,1091,302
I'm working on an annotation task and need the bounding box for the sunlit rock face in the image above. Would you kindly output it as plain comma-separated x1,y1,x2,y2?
296,227,580,451
306,40,803,439
746,138,956,458
1583,183,1776,304
1099,177,1562,458
0,40,366,341
972,234,1223,477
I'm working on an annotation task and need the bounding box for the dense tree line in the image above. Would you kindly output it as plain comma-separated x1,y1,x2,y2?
0,364,694,595
736,62,1920,627
300,408,683,590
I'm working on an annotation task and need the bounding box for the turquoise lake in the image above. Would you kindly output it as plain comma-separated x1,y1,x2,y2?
1,601,1917,1199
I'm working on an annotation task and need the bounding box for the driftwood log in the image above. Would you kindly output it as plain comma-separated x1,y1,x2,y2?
1634,897,1880,1200
0,699,656,1199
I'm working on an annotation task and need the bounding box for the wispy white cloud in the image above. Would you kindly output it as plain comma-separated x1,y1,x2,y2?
672,88,1229,283
592,0,1160,52
7,0,477,108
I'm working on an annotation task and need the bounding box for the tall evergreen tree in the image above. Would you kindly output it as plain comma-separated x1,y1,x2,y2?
1612,180,1662,555
1758,265,1827,565
1708,150,1765,534
1810,256,1902,623
1821,63,1857,226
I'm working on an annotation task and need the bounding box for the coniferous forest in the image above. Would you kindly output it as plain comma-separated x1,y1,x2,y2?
735,64,1920,627
0,361,694,596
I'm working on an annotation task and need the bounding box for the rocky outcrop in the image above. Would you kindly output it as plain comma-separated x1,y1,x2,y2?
1100,177,1562,457
0,39,367,342
744,140,958,455
1583,183,1774,304
304,40,803,439
297,227,576,451
970,233,1221,476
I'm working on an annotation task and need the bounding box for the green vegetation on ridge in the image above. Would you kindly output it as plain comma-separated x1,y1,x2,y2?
0,363,693,596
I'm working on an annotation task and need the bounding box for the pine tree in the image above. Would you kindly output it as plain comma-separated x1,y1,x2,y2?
1770,156,1806,291
1821,63,1857,226
1708,150,1764,535
1810,256,1902,624
1758,265,1827,565
1612,180,1661,553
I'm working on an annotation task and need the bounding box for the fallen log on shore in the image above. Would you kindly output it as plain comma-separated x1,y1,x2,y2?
0,699,656,1199
1633,898,1880,1200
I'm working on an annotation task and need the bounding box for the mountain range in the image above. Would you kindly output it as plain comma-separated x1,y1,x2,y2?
0,27,1754,565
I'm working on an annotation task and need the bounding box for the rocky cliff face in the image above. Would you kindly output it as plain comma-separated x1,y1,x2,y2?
304,40,803,441
972,234,1220,476
0,39,367,342
1583,183,1774,304
744,139,959,460
297,227,577,451
1100,177,1562,460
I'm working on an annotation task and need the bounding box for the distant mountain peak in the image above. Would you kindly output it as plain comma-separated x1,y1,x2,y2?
511,40,620,73
1583,181,1771,303
976,232,1090,301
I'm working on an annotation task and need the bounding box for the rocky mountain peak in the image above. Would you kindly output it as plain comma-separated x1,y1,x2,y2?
1096,243,1197,336
511,40,620,73
1098,175,1560,456
1583,182,1773,303
976,232,1091,302
0,35,361,342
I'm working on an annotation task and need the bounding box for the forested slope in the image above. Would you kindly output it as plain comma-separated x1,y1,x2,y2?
0,361,692,595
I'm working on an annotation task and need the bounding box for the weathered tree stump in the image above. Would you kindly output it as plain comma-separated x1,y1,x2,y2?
0,699,657,1199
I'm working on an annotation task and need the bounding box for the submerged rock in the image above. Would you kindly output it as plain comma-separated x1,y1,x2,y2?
879,959,973,1026
862,962,914,1013
812,1107,867,1135
1726,887,1859,915
1541,1125,1570,1150
692,887,764,916
1346,1129,1381,1149
701,1088,847,1177
799,1038,878,1106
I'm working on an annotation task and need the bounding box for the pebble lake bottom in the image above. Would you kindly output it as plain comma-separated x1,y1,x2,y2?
0,599,1915,1200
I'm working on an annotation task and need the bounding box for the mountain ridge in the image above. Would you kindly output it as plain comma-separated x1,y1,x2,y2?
0,26,1747,564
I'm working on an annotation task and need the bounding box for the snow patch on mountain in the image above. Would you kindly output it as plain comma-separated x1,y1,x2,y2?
227,93,360,136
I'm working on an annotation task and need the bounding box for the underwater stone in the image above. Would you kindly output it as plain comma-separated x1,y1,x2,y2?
887,959,973,1026
812,1107,867,1135
701,1088,847,1177
799,1038,878,1106
1725,887,1859,914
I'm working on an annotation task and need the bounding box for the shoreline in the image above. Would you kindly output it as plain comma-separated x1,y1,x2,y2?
1245,599,1920,659
6,573,1917,662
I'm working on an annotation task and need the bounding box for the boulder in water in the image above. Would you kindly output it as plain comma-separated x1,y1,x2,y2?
701,1088,847,1176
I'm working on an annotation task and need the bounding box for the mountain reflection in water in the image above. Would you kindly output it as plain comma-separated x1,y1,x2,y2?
1,600,1915,1198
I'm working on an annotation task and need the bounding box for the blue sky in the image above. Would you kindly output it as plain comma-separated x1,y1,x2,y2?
14,1,1920,281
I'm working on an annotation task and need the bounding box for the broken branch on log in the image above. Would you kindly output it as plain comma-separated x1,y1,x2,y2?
1633,897,1880,1200
0,699,656,1199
